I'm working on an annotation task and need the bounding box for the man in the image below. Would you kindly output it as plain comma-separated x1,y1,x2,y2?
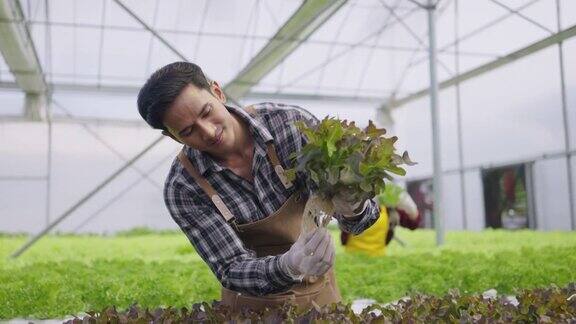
137,62,380,312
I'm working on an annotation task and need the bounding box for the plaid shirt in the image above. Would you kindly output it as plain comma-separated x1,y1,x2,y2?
164,102,380,296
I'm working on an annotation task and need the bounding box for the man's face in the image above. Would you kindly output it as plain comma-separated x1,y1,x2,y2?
162,82,235,155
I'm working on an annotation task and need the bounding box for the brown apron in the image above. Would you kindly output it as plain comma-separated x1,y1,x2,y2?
177,142,341,313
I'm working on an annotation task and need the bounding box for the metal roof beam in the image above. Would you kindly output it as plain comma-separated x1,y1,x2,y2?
488,0,553,34
0,81,388,104
0,0,47,120
224,0,347,101
0,19,503,58
245,91,386,104
386,23,576,110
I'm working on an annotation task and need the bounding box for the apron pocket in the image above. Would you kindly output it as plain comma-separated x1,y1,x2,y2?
221,279,335,314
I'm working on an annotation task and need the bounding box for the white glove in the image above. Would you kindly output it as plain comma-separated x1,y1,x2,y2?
331,191,367,218
279,228,335,280
397,191,418,219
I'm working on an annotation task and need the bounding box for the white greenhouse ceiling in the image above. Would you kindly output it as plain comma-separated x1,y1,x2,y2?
1,0,575,110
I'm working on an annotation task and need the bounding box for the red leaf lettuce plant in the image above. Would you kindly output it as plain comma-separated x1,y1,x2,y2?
285,117,415,232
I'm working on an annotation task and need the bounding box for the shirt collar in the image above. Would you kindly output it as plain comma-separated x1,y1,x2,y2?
186,104,273,175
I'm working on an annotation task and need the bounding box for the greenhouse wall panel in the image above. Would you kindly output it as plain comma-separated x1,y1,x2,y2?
0,181,46,233
441,173,465,230
533,157,572,230
463,169,486,231
563,38,576,152
0,123,48,176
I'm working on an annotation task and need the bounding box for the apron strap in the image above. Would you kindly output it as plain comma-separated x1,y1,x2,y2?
244,104,257,116
245,105,292,189
177,150,237,225
266,143,293,190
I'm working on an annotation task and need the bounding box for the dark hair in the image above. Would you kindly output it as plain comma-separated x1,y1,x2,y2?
137,61,211,130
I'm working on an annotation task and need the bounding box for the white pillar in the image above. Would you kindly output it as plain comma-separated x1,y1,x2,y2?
427,0,444,245
555,0,575,229
24,92,46,121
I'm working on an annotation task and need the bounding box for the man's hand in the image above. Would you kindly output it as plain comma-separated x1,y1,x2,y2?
331,191,367,218
280,228,334,279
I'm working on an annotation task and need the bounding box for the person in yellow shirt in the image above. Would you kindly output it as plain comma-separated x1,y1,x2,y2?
340,191,420,256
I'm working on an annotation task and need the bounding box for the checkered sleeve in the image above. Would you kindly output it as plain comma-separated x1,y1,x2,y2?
163,163,300,296
333,199,381,234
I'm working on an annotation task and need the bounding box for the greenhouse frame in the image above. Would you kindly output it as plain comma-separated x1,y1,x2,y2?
1,0,575,256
